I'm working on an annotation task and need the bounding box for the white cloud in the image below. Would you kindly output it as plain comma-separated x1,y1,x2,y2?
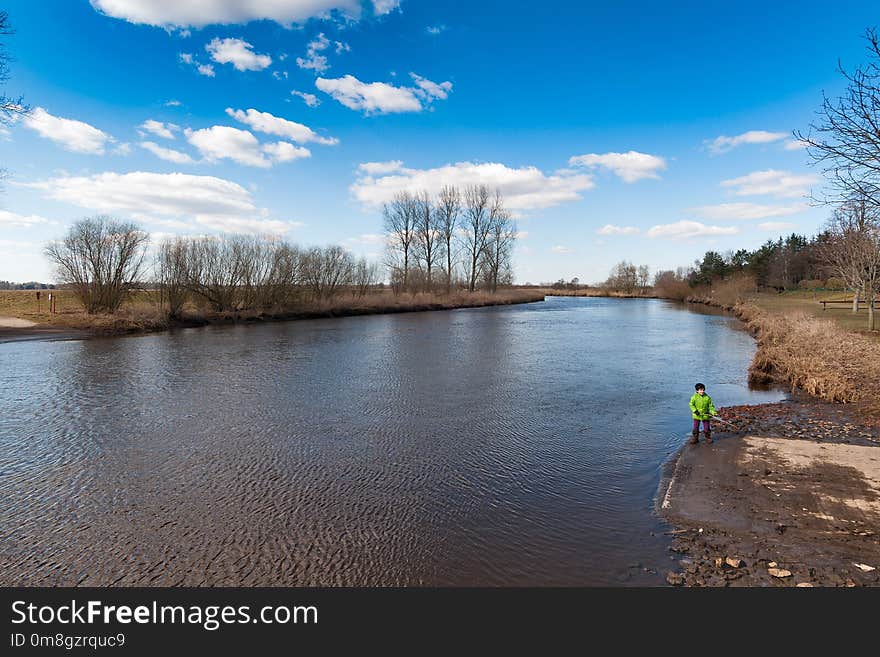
261,141,311,163
179,53,194,64
206,38,272,72
165,100,182,107
139,119,179,140
0,210,51,228
646,220,739,240
185,126,310,167
357,160,404,175
372,0,401,15
426,25,446,35
784,139,808,151
197,64,216,77
26,170,297,235
296,33,330,73
721,169,819,198
225,107,337,145
291,90,320,107
410,73,452,100
351,160,594,212
90,0,363,28
757,221,797,232
551,245,572,254
140,141,194,164
705,130,787,154
568,151,667,183
596,224,640,235
316,73,452,114
688,202,808,221
335,40,350,54
23,107,112,154
113,142,132,156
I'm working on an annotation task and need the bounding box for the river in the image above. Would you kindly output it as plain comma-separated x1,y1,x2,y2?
0,296,785,585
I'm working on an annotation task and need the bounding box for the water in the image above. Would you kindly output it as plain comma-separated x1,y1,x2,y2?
0,297,784,586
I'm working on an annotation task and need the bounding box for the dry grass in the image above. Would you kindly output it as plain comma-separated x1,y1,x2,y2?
689,287,880,417
528,287,656,298
0,288,546,335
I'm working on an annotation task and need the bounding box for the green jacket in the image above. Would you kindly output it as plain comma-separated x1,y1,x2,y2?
689,393,716,420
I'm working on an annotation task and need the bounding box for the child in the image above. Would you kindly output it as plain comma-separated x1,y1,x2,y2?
689,383,716,444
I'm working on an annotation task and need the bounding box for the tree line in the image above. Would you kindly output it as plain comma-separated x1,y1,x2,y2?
43,187,521,317
382,185,518,294
45,217,382,317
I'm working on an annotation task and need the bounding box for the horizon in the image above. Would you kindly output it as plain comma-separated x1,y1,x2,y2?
1,0,878,284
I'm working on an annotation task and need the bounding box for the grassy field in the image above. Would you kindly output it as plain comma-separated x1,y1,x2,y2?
749,290,877,336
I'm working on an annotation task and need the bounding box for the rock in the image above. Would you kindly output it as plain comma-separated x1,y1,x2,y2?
768,567,792,578
714,557,724,568
666,572,684,586
796,582,814,587
767,561,778,568
853,563,876,572
725,557,745,568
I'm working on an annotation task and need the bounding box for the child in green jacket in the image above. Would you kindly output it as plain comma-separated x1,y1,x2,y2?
689,383,716,444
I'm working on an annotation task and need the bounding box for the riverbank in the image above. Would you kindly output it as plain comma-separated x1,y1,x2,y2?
659,293,880,586
0,288,547,342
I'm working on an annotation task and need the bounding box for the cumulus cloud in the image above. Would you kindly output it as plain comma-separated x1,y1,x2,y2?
206,38,272,71
316,73,452,114
568,151,667,183
705,130,788,154
140,141,194,164
646,220,739,240
688,202,808,221
351,160,594,212
25,170,296,235
721,169,819,198
225,108,337,145
372,0,401,15
0,210,51,228
138,119,179,139
180,53,215,76
89,0,365,28
296,33,331,73
185,126,310,167
197,63,216,77
291,90,320,107
551,245,572,254
784,139,808,151
23,107,112,154
758,221,797,231
596,224,640,235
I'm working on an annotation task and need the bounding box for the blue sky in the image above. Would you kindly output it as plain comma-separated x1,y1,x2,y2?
1,0,877,283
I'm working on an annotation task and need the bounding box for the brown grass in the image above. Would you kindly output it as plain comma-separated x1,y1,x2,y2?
688,287,880,417
527,287,656,298
0,288,546,336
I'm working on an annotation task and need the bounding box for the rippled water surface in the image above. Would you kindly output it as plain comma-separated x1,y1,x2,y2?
0,297,785,585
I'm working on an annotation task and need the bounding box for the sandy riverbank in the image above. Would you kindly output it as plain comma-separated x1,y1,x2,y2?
659,294,880,586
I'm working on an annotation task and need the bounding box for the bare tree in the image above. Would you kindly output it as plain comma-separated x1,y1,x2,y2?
606,261,639,293
183,236,246,312
482,192,517,292
436,185,461,293
818,196,880,328
637,265,651,295
300,245,354,300
413,190,440,290
795,29,880,206
45,217,148,314
156,237,189,318
382,191,417,293
1,12,29,186
463,185,492,292
352,257,380,298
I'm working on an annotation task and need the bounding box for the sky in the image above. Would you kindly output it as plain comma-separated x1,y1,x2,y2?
1,0,878,284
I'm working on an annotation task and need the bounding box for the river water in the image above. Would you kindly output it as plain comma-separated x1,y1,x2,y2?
0,297,784,586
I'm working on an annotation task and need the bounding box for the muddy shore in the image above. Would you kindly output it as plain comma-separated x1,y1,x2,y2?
659,398,880,586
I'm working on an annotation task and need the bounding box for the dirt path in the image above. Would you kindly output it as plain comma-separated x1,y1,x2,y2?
660,400,880,586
